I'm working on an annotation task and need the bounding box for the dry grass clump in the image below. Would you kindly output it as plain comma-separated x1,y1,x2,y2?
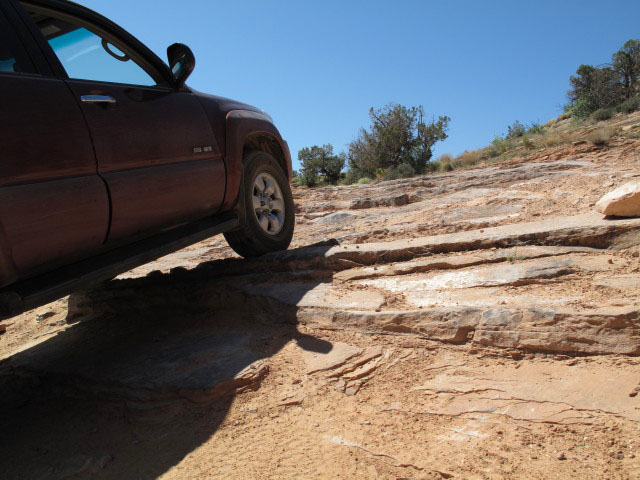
429,150,485,172
587,127,616,146
428,153,452,172
522,135,534,149
436,153,453,163
423,108,624,176
541,134,565,148
457,149,483,167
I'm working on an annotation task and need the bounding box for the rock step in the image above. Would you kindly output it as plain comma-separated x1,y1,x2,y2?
324,212,640,264
334,245,598,281
70,267,639,357
173,211,640,280
299,306,640,355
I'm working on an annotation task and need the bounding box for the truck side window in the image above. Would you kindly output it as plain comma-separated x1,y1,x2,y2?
24,7,162,87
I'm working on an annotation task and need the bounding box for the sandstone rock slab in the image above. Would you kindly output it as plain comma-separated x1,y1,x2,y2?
593,273,640,290
380,193,409,207
302,342,361,374
389,288,580,309
9,327,268,404
335,246,597,281
349,198,376,210
243,282,385,310
313,211,360,224
299,305,640,354
312,212,640,267
413,363,640,422
174,213,640,280
360,258,577,294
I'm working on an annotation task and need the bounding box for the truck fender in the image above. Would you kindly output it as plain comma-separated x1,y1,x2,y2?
223,110,291,211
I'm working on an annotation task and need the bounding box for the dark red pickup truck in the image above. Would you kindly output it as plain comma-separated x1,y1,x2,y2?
0,0,295,317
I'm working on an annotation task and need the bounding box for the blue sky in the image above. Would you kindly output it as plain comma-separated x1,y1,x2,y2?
81,0,640,171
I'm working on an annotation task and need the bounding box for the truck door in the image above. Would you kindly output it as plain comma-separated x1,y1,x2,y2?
0,5,109,286
22,2,226,243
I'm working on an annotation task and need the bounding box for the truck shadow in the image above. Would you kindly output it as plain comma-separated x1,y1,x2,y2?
0,247,335,480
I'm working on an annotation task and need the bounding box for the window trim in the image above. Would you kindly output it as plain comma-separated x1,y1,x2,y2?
19,0,176,89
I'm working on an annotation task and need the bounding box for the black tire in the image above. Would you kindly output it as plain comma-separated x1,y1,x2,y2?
224,151,295,257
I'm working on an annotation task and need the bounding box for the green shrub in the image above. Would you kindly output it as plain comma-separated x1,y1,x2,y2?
344,169,366,185
506,120,526,138
298,144,345,185
492,136,507,154
298,170,319,187
522,135,534,149
347,104,450,176
619,96,640,113
592,108,614,121
569,95,596,118
384,163,416,180
357,177,372,185
486,147,501,158
527,122,543,135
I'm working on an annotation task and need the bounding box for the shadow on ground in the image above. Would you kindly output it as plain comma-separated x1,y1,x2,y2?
0,248,334,479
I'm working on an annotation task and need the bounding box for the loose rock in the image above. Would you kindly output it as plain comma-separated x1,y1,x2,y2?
595,181,640,217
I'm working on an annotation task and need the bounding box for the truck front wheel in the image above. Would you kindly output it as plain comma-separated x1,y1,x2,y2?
224,151,295,257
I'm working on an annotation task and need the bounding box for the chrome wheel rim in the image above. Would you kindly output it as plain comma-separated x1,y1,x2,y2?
252,172,285,235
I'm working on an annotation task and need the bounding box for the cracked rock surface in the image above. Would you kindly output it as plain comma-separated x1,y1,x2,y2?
1,128,640,479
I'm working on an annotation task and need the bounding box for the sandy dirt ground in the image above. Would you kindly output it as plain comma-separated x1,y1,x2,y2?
1,114,640,479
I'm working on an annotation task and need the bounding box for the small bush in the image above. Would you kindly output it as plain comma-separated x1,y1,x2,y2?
344,169,367,185
506,120,526,138
587,127,616,146
492,136,507,154
592,107,614,121
357,177,372,185
527,122,543,135
427,153,450,173
298,170,319,187
440,161,454,172
398,163,416,178
427,161,440,172
486,147,501,158
619,96,640,114
522,135,534,149
569,95,596,119
384,163,415,180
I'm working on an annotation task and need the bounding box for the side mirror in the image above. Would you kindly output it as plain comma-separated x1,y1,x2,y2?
167,43,195,89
